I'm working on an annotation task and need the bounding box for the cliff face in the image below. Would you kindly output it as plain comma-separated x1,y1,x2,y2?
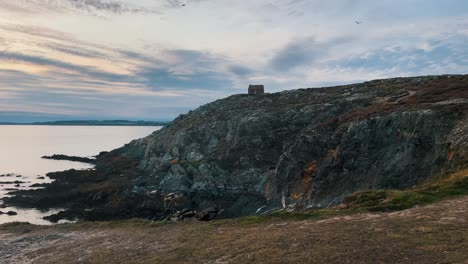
117,75,468,216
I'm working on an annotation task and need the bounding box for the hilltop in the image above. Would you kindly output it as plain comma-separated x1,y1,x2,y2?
3,74,468,222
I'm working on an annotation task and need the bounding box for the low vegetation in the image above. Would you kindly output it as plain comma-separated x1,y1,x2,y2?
1,168,467,263
227,167,468,223
343,168,468,212
1,196,467,263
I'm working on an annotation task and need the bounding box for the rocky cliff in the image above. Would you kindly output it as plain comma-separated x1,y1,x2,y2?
5,75,468,221
116,75,468,216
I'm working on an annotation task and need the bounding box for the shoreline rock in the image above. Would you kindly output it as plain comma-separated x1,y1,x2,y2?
0,181,25,184
41,154,96,164
0,211,18,216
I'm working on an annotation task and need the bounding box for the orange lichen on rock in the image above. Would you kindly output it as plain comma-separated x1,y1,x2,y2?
291,160,318,200
448,150,456,161
291,193,302,199
305,160,318,176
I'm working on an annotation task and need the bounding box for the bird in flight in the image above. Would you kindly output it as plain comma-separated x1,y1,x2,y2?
355,21,363,24
181,4,186,6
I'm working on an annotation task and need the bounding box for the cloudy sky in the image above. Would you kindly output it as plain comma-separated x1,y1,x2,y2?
0,0,467,122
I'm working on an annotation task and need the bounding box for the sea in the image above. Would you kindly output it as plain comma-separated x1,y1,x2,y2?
0,125,161,225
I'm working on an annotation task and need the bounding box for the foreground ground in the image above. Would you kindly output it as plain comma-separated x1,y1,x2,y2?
0,195,467,264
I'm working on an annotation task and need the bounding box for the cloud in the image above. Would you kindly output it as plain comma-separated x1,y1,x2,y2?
138,67,232,90
118,50,160,63
164,49,219,67
163,0,209,9
42,42,108,59
0,23,118,62
338,34,468,75
0,2,42,14
1,1,467,121
0,0,157,15
228,65,253,77
270,36,354,71
0,51,129,81
0,24,72,42
0,23,243,94
0,0,215,15
129,49,238,91
0,30,242,96
64,0,146,13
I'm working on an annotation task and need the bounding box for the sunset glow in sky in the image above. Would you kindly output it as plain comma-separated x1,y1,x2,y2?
0,0,467,121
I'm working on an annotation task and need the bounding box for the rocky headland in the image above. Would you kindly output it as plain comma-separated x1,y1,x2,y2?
3,74,468,222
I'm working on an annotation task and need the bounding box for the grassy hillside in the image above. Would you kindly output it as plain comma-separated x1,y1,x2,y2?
1,168,467,263
342,168,468,212
1,197,467,264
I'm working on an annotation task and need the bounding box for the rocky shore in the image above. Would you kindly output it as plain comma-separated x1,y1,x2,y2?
2,75,468,223
41,154,96,164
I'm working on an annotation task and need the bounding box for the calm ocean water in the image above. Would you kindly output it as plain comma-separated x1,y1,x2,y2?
0,125,161,225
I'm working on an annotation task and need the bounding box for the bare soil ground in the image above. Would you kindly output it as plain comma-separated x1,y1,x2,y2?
1,196,467,264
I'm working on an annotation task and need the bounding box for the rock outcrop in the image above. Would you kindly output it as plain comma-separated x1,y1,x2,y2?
116,75,468,216
4,75,468,221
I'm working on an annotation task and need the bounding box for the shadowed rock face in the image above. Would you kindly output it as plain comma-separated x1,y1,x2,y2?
4,75,467,221
116,74,468,215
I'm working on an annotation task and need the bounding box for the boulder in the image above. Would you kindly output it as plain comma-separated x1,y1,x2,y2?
196,207,222,221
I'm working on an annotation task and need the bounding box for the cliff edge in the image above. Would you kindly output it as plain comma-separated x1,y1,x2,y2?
116,74,468,216
4,74,468,221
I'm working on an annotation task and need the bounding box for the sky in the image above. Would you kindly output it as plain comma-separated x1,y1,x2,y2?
0,0,467,122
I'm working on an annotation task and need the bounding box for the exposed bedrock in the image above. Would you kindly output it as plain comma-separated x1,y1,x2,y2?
117,75,468,216
4,75,468,221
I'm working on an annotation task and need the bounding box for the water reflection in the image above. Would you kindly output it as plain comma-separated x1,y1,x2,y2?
0,125,160,225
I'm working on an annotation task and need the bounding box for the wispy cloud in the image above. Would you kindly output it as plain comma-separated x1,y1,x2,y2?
0,0,158,15
0,24,72,42
270,36,354,72
0,21,244,120
138,68,232,91
61,0,149,13
0,0,467,121
338,34,468,75
0,51,129,81
228,65,253,77
41,42,108,59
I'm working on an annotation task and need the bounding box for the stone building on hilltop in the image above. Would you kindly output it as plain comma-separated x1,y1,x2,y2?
248,85,265,95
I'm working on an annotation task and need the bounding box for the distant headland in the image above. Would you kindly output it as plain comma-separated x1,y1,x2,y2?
0,120,170,126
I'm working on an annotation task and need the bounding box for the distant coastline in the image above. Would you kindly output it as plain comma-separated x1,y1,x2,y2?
0,120,169,126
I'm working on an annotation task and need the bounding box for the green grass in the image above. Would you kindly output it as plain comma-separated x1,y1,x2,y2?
343,168,468,212
0,222,35,233
233,168,468,224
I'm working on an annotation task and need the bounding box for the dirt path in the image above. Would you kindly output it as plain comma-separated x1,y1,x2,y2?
1,196,467,264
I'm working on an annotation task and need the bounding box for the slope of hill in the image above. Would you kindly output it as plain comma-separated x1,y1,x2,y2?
3,74,468,222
